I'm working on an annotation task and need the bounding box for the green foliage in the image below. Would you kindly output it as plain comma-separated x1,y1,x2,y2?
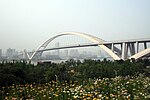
0,59,149,86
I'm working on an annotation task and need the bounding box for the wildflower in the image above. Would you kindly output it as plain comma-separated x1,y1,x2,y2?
87,93,93,97
5,97,8,100
12,98,17,100
98,94,102,98
126,81,130,84
54,94,58,97
43,95,46,97
105,96,109,99
94,80,97,85
73,95,78,99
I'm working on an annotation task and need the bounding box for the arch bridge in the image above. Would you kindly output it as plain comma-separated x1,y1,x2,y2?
26,32,150,61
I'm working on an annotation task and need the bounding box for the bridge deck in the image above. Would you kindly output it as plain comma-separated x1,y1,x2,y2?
37,38,150,52
104,38,150,44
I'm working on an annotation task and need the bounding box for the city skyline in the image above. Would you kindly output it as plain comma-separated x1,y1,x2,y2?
0,47,103,61
0,0,150,51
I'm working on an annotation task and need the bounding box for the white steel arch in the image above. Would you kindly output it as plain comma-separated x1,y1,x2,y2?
28,32,121,60
129,48,150,60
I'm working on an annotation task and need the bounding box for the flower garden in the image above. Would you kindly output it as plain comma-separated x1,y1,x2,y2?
1,75,150,100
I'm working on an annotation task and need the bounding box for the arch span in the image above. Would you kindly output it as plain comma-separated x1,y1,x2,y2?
129,48,150,60
28,32,121,60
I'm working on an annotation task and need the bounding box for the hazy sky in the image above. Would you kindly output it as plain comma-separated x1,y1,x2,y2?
0,0,150,51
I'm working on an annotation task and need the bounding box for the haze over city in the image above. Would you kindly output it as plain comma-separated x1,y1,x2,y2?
0,0,150,52
1,1,150,99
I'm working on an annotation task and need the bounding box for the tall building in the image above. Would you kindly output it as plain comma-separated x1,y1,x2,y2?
61,50,68,59
6,48,18,58
6,48,13,57
55,42,60,56
64,50,68,58
69,49,79,58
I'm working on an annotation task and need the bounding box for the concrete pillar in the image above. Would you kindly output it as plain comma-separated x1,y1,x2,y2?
125,43,129,59
122,42,127,60
129,43,135,55
111,43,114,52
144,42,147,49
136,42,139,53
129,43,132,55
120,43,122,51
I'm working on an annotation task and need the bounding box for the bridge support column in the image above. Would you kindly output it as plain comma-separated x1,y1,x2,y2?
144,42,147,49
136,42,139,53
126,43,130,58
129,43,135,56
111,43,114,52
122,42,127,60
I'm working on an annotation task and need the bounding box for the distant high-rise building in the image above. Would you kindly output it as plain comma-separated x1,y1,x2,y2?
64,50,68,58
69,49,79,58
55,42,60,56
6,48,18,58
18,51,24,59
61,50,68,59
0,49,2,57
6,48,13,58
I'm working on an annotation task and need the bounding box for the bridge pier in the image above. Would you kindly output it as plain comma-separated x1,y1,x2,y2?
129,43,135,56
111,43,114,52
136,42,139,53
122,42,127,60
115,41,149,60
144,42,147,49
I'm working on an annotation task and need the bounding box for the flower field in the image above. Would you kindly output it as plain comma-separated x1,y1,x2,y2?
1,75,150,100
